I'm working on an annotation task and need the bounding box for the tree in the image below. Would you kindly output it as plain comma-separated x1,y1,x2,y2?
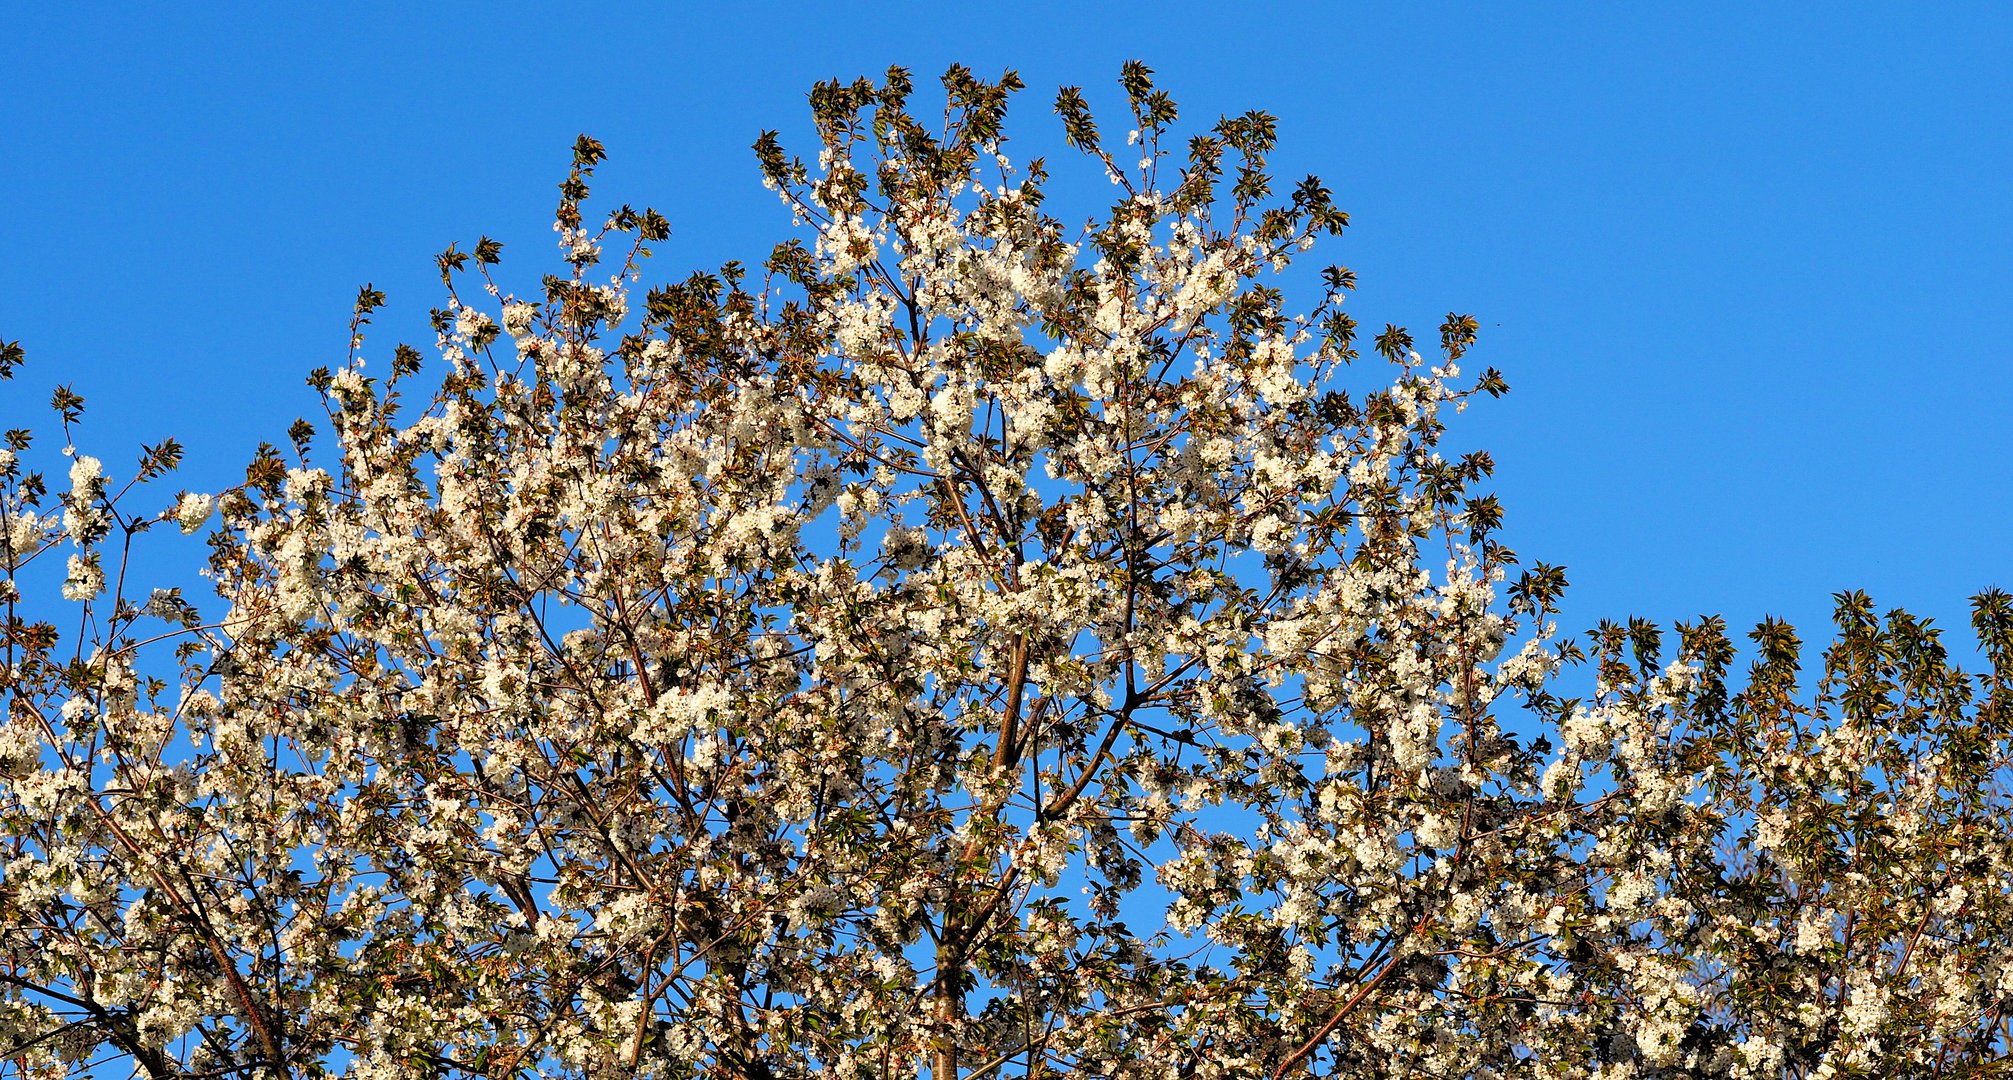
3,63,2011,1080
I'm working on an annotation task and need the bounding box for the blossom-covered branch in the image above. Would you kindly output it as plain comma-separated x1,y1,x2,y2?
2,64,2008,1080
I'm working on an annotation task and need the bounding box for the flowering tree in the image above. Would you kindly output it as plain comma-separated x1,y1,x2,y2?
3,64,2011,1080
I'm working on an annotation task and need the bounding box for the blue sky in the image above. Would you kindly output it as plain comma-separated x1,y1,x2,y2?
4,1,2009,655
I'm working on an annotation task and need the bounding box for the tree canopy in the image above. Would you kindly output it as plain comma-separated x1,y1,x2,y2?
3,63,2012,1080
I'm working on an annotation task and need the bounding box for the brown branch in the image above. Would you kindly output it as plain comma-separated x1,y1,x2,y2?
1271,911,1432,1080
1043,711,1129,821
80,800,286,1076
994,635,1029,771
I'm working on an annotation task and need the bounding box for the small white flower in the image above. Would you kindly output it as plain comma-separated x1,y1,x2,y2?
62,552,103,601
69,454,104,491
174,493,215,534
502,301,539,337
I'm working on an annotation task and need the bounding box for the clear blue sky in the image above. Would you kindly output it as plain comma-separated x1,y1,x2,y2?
5,2,2008,654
